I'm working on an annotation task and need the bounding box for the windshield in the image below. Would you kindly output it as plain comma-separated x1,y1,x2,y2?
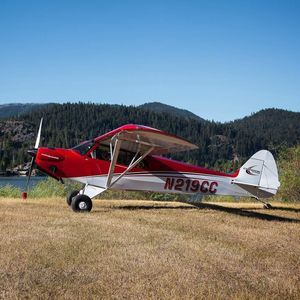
72,140,95,155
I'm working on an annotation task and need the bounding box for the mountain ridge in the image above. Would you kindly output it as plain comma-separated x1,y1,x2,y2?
1,101,299,124
0,102,299,171
0,103,45,119
139,102,205,122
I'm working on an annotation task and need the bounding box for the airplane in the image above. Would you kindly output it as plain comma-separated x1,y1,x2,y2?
23,119,280,212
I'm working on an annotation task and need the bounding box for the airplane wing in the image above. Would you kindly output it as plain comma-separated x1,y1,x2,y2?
93,124,198,189
95,124,198,155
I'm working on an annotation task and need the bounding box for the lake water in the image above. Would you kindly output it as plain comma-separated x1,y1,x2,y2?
0,176,47,191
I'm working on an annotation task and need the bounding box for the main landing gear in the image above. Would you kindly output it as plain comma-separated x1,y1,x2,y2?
66,190,79,206
67,190,93,212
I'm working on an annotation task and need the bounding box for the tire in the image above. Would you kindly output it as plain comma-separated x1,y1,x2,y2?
66,190,79,206
71,194,93,212
264,203,272,209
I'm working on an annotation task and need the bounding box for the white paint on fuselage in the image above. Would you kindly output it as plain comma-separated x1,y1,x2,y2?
68,172,251,198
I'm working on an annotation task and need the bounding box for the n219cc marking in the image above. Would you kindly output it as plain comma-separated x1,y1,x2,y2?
164,177,218,194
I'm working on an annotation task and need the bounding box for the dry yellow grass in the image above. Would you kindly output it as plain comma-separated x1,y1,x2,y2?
0,198,300,299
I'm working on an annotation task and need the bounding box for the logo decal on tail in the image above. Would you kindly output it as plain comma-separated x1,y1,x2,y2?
245,165,261,176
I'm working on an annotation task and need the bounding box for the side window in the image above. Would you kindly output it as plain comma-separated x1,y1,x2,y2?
90,143,146,168
90,144,111,161
118,150,135,166
118,150,146,168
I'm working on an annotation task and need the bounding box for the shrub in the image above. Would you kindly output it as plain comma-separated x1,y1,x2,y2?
278,145,300,201
29,177,81,198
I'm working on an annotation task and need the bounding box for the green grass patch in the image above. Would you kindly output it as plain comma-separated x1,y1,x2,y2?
0,184,21,198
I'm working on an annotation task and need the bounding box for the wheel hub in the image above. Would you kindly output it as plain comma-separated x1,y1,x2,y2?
79,201,87,210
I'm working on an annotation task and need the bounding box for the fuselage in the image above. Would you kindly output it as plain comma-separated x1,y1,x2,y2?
34,146,252,198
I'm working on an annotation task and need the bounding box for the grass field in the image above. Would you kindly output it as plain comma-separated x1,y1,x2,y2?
1,198,300,299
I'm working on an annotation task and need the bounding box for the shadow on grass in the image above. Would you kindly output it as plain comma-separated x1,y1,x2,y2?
255,206,300,213
186,202,300,223
101,205,196,210
100,201,300,223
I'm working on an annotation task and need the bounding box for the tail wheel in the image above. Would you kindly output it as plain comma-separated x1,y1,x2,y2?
66,190,80,206
71,194,93,212
264,203,272,209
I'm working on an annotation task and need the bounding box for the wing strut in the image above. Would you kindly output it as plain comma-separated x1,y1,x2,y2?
105,134,154,189
106,138,122,188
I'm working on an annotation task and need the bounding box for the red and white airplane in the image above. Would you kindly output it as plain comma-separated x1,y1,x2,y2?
25,119,280,212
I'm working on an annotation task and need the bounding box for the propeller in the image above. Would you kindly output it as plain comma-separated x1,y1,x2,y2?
22,118,43,200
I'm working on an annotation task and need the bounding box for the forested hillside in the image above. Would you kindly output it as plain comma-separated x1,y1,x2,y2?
139,102,204,122
0,102,299,171
0,103,45,119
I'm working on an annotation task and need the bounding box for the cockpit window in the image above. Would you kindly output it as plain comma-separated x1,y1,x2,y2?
89,143,145,167
72,140,95,155
90,144,111,160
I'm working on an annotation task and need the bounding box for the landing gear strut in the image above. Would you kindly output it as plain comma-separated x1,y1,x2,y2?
254,197,272,209
263,203,272,209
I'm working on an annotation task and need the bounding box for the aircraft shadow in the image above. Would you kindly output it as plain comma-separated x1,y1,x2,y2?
185,202,300,223
102,205,196,211
251,206,300,213
97,201,300,223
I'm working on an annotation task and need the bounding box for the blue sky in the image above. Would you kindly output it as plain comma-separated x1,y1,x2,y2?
0,0,299,121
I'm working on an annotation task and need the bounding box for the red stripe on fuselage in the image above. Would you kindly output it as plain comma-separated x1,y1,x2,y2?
35,147,238,180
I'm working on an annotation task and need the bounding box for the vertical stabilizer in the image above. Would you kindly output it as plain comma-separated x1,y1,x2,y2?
233,150,280,198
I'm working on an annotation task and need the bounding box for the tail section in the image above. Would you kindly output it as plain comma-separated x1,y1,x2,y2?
233,150,280,198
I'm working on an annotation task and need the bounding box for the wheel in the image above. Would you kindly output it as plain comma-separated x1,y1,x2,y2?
71,194,93,212
66,190,79,206
264,203,272,209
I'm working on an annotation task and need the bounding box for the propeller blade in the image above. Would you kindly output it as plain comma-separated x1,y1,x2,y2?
22,118,43,200
34,118,43,149
25,156,35,192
